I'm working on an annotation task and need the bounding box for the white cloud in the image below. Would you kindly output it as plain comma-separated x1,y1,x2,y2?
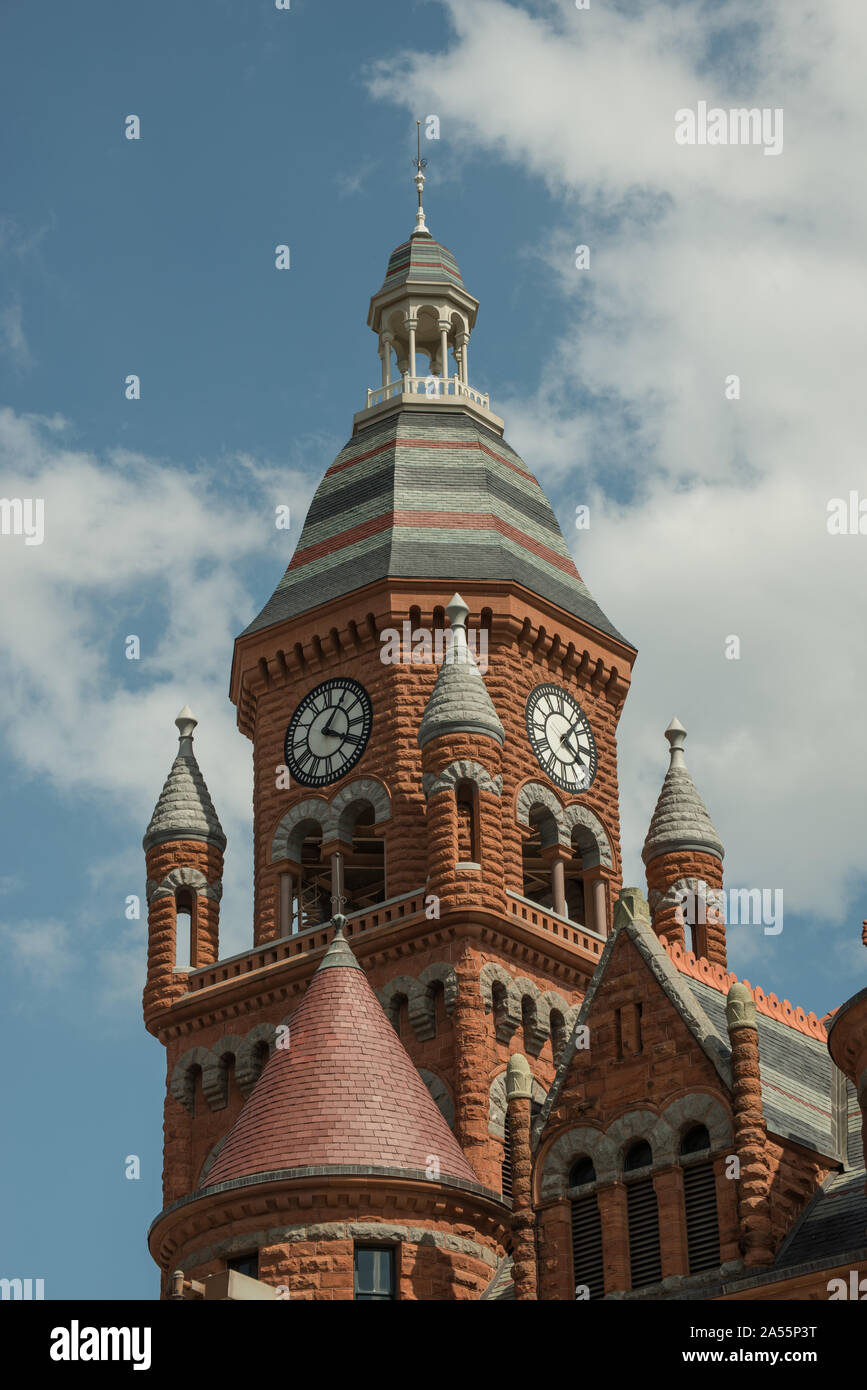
367,0,867,952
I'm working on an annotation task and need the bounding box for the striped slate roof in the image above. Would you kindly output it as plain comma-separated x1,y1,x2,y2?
244,408,629,645
382,231,465,290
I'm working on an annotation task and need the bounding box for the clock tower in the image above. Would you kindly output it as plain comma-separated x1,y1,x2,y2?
144,166,639,1295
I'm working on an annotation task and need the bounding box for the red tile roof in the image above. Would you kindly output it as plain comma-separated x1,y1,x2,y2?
203,932,479,1187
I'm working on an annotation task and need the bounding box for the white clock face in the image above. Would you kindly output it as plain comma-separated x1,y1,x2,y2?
525,683,597,793
284,678,373,788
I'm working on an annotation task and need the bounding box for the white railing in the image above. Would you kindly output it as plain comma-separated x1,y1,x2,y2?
365,373,491,411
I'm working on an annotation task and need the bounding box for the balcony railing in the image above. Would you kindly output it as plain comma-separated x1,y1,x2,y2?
506,891,605,956
365,373,491,412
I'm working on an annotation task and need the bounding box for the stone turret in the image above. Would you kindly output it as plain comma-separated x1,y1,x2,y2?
143,708,225,1026
643,719,726,967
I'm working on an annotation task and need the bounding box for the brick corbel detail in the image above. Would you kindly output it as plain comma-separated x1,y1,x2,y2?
726,983,774,1267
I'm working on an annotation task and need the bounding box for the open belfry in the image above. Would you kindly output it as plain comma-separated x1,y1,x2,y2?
143,157,867,1302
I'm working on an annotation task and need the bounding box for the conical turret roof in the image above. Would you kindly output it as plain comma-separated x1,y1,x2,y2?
143,707,226,853
642,718,724,865
203,928,479,1187
418,593,504,749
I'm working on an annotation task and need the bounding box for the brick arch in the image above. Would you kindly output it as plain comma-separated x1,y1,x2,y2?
562,804,614,870
329,776,391,840
648,877,725,924
658,1093,732,1164
270,798,330,862
169,1046,212,1113
515,782,567,848
422,759,503,800
479,962,522,1043
236,1022,277,1096
419,1069,455,1129
410,962,458,1040
488,1071,548,1139
201,1033,245,1111
541,991,574,1063
147,866,222,903
606,1108,676,1176
538,1125,618,1198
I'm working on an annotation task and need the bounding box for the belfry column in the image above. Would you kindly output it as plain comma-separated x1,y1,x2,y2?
439,320,450,383
407,316,417,379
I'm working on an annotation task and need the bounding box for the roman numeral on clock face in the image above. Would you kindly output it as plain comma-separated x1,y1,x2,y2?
284,678,373,788
524,682,598,794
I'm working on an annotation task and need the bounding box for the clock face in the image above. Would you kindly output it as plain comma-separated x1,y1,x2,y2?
525,683,598,793
284,677,373,788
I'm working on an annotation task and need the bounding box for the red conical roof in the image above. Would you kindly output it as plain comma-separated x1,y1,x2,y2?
203,931,478,1187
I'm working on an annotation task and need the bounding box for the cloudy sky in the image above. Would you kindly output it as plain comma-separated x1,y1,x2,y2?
1,0,865,1298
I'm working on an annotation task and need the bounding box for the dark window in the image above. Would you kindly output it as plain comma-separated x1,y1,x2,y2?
683,1162,721,1274
569,1156,597,1188
354,1246,395,1301
627,1177,662,1290
680,1124,711,1155
571,1191,605,1300
227,1252,259,1280
624,1140,652,1172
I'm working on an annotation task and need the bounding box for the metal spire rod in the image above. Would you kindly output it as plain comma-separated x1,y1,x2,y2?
413,119,428,234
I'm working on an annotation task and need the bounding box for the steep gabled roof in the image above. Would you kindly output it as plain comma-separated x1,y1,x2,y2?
203,928,479,1188
534,889,732,1145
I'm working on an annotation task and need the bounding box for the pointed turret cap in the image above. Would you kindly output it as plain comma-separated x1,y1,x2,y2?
203,923,479,1187
143,707,226,853
642,719,724,865
417,595,504,750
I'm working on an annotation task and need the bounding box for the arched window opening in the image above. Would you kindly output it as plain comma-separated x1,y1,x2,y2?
571,1180,604,1300
174,888,195,969
491,980,509,1037
297,823,329,929
386,993,409,1037
188,1063,203,1118
343,805,386,914
624,1139,653,1172
550,1009,567,1064
250,1039,271,1087
456,781,479,864
680,1124,711,1156
627,1175,662,1290
521,811,556,908
564,830,587,925
569,1156,597,1188
521,996,539,1054
218,1050,236,1100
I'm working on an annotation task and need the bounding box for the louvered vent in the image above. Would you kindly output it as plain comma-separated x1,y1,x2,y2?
683,1161,720,1273
571,1194,604,1300
501,1129,513,1199
627,1178,662,1290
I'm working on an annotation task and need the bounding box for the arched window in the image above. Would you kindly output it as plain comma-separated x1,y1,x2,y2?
249,1039,271,1088
521,809,557,908
624,1140,653,1172
680,1126,720,1273
569,1156,604,1300
174,888,195,969
624,1139,660,1291
564,829,587,925
343,804,386,913
455,780,479,864
550,1009,567,1064
569,1156,596,1188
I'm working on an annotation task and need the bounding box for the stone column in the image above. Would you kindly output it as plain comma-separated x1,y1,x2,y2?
726,982,774,1267
592,875,608,936
653,1166,688,1278
541,844,569,918
439,321,450,383
506,1054,538,1300
407,317,417,380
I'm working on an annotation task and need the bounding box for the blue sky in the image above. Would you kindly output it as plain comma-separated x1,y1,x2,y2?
2,0,865,1298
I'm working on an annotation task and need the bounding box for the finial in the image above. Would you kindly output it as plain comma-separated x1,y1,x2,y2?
412,119,428,235
331,850,347,923
175,705,197,747
446,592,470,663
665,717,687,770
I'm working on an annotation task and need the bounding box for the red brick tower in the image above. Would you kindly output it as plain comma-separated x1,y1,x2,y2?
143,172,638,1297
